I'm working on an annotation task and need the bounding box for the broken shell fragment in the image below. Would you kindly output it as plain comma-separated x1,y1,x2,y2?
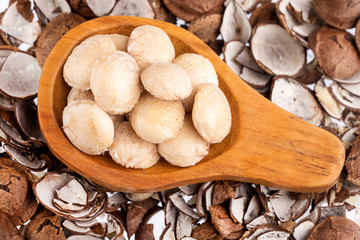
141,62,192,101
90,51,141,114
0,51,41,99
309,26,360,80
173,53,218,112
220,0,252,43
0,2,41,45
188,13,222,45
34,0,71,22
223,40,245,75
110,0,155,19
315,79,342,119
56,179,88,207
192,84,231,143
109,121,159,169
330,83,360,112
251,24,305,77
158,115,209,167
127,25,175,69
130,93,185,144
63,35,117,90
271,77,324,126
62,100,114,155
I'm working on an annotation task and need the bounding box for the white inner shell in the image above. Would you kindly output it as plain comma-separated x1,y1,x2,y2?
0,2,41,45
0,52,41,98
271,78,323,126
251,24,305,76
34,0,71,20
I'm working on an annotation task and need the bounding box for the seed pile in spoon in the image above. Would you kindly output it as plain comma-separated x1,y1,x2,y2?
1,0,360,239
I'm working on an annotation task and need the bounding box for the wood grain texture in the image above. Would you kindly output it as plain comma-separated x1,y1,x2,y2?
37,16,345,193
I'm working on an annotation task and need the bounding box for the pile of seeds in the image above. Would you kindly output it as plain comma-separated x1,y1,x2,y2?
1,0,360,239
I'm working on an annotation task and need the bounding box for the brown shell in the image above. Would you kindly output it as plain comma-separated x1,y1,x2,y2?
68,0,96,19
188,14,222,44
35,13,86,67
147,0,176,23
162,0,201,22
313,0,360,29
309,26,360,80
0,212,22,239
346,135,360,186
249,3,279,28
307,216,360,240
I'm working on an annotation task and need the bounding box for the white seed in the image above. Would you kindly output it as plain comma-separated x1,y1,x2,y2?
130,93,185,143
141,62,192,100
158,115,209,167
90,51,141,114
173,53,218,112
62,100,114,155
63,35,117,90
109,121,159,169
67,88,94,105
192,84,231,143
107,34,129,51
127,25,175,69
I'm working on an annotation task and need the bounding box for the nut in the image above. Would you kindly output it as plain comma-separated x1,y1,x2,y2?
173,53,218,112
141,62,192,100
130,93,185,143
158,114,209,167
90,51,141,114
67,88,94,105
63,34,117,90
62,100,114,155
192,84,231,143
109,121,159,169
127,25,175,69
107,34,129,51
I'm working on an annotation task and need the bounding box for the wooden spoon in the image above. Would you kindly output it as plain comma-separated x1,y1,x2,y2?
38,16,345,193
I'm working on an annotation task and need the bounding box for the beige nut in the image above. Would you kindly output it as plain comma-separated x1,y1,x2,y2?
130,93,185,143
127,25,175,69
109,121,159,169
158,115,209,167
141,62,192,100
173,53,218,112
67,88,94,105
63,34,116,90
90,51,141,114
192,84,231,143
62,100,114,155
107,34,129,51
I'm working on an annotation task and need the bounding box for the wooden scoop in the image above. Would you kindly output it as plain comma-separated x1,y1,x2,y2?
38,16,345,193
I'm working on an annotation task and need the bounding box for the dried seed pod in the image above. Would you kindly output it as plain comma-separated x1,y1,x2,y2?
173,53,218,112
90,51,141,114
307,216,360,239
0,2,41,45
313,0,360,29
188,14,222,44
109,121,159,169
251,24,305,77
130,93,185,144
110,0,155,19
35,13,86,67
0,51,41,99
63,35,117,90
192,84,231,143
67,88,94,105
62,100,114,155
107,34,129,51
270,77,324,126
220,0,252,43
127,25,175,69
158,115,209,167
309,26,360,80
141,62,192,101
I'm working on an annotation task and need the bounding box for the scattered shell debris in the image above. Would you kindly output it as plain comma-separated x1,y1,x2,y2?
0,0,360,239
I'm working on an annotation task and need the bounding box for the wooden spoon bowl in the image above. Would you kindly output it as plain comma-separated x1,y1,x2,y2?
38,16,345,193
